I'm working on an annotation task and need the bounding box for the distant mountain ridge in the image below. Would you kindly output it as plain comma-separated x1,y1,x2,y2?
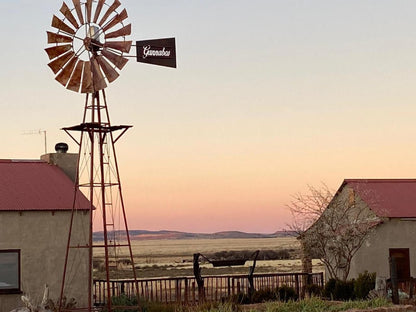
93,230,295,241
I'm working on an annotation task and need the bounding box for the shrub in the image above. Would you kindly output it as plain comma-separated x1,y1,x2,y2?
110,294,138,312
251,288,278,303
354,271,376,299
109,294,181,312
230,292,251,305
304,283,323,297
209,249,293,261
277,285,298,302
324,278,355,301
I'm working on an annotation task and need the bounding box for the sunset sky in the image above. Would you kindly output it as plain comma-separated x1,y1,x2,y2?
1,1,416,233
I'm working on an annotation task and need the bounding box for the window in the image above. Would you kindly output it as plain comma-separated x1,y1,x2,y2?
0,250,21,294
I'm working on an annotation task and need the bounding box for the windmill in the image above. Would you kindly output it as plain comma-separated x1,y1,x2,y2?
45,1,176,311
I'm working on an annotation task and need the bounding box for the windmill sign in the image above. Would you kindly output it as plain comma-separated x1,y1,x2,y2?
136,37,177,68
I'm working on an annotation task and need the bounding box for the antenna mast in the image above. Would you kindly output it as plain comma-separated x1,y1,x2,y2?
22,129,47,154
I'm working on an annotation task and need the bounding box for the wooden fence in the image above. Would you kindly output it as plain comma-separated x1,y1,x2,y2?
93,272,324,305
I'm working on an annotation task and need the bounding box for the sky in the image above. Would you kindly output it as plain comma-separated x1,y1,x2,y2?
1,1,416,233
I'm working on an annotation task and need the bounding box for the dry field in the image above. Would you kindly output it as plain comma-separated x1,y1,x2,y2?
93,237,324,279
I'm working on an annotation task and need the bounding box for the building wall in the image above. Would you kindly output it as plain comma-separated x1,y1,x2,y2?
0,210,89,312
348,218,416,280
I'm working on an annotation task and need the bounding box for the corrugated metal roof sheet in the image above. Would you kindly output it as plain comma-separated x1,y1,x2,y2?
0,160,90,211
343,179,416,218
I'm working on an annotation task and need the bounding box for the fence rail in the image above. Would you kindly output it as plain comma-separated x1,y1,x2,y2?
93,272,324,305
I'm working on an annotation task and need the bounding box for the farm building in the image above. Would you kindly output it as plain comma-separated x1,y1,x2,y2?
301,179,416,282
0,149,90,312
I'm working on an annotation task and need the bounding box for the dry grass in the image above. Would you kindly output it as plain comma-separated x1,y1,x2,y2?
93,237,324,279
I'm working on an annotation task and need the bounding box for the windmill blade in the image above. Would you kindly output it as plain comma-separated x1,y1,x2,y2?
81,61,94,93
47,31,73,44
91,57,107,91
96,55,119,82
72,0,84,25
59,2,79,29
55,57,78,86
48,51,75,74
102,9,128,32
45,44,72,60
67,60,84,92
52,15,76,35
104,41,132,53
86,0,93,23
98,0,121,26
102,49,128,70
105,24,131,39
93,0,106,23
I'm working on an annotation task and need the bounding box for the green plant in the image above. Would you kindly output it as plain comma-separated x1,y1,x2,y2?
324,278,355,301
230,292,251,305
109,294,180,312
354,271,376,299
45,297,77,312
304,283,323,297
265,297,328,312
251,288,278,303
109,294,139,312
264,297,391,312
276,285,297,302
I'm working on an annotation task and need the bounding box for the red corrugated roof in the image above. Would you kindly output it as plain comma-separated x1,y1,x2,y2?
0,159,89,211
343,179,416,218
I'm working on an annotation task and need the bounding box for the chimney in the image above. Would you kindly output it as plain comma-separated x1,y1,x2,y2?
41,142,78,183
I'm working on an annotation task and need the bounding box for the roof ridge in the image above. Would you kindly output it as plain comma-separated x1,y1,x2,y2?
345,178,416,183
0,159,45,163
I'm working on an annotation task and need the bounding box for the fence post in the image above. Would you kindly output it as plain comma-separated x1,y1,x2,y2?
295,274,300,298
193,253,205,302
184,277,189,304
192,281,196,303
389,256,399,304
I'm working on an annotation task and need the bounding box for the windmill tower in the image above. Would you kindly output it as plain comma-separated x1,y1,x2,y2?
45,1,176,311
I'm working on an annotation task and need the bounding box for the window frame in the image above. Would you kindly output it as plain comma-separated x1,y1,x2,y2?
0,249,21,294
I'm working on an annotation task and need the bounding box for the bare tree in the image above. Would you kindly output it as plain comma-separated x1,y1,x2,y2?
287,183,379,281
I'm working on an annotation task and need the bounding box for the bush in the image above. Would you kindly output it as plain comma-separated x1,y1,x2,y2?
354,271,376,299
251,288,277,303
109,294,181,312
110,294,138,312
324,278,355,301
277,285,298,302
209,249,293,261
230,292,251,305
231,286,297,304
304,283,323,297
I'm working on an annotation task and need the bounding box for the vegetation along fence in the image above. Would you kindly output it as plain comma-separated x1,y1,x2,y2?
93,272,324,305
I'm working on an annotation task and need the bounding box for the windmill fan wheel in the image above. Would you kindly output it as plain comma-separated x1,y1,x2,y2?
45,0,132,93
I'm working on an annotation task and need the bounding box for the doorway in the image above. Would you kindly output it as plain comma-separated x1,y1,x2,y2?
389,248,410,280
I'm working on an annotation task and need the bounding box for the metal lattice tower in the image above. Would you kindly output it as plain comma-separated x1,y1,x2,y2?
61,90,139,311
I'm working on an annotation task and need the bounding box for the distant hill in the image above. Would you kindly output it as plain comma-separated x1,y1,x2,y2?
93,230,296,241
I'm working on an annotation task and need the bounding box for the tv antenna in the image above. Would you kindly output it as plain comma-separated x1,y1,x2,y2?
45,1,176,311
22,129,47,154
